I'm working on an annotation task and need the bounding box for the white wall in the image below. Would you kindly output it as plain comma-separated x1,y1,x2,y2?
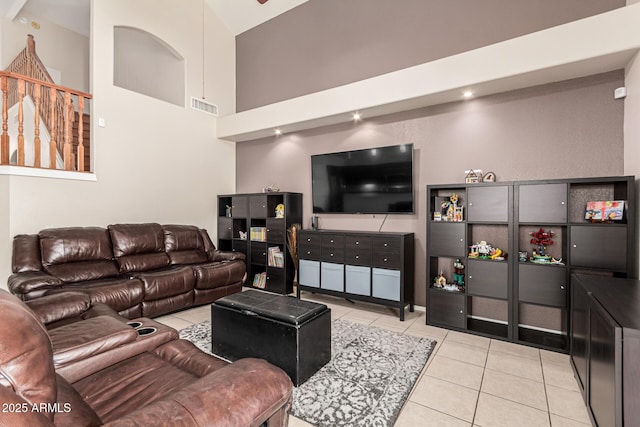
624,52,640,277
0,0,236,289
1,16,89,91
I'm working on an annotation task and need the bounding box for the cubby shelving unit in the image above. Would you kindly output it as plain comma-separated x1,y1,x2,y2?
217,192,302,294
427,176,635,353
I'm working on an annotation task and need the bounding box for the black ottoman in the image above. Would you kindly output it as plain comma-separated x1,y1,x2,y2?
211,290,331,386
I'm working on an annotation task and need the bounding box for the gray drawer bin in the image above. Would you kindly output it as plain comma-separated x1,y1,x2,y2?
345,265,371,296
372,268,401,301
321,262,344,292
299,260,320,288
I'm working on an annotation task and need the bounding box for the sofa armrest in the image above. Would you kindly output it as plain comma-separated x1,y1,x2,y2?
25,291,91,325
103,358,292,427
210,249,246,262
49,315,138,369
7,271,63,299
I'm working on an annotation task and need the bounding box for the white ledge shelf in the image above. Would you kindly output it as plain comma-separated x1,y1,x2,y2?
217,4,640,142
0,165,97,181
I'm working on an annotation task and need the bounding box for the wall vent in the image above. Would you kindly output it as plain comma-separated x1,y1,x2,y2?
191,97,218,116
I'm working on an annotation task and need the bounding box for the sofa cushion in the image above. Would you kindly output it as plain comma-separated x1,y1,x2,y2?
46,278,145,313
54,374,103,426
117,252,172,273
109,223,170,273
39,227,120,282
40,227,114,265
45,260,120,283
163,225,208,265
12,234,42,273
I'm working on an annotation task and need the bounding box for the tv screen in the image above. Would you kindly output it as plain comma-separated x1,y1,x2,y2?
311,144,414,214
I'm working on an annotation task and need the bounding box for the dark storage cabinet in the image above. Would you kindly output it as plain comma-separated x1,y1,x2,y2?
466,260,508,299
427,176,635,353
467,185,509,222
519,183,567,223
570,225,627,271
429,222,466,257
571,274,640,427
518,264,566,307
218,192,302,294
298,229,414,320
429,290,465,329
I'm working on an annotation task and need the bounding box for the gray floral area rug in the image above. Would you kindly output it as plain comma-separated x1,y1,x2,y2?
179,318,436,427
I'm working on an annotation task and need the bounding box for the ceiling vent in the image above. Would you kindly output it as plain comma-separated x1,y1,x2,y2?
191,97,218,116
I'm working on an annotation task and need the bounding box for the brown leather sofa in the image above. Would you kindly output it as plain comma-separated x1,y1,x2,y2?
8,223,246,318
0,289,293,426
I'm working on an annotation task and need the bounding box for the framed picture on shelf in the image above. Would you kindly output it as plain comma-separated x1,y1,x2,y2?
585,200,625,222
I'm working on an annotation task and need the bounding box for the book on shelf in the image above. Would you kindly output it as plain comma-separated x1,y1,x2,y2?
252,272,267,289
268,246,285,268
250,227,267,241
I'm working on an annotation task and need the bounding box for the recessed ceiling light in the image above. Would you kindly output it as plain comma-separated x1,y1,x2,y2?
19,17,28,24
352,112,361,121
463,91,474,98
274,129,282,135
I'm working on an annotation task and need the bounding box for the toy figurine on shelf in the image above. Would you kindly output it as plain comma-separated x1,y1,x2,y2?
469,241,505,261
433,271,447,288
275,203,285,218
453,259,465,290
530,228,553,263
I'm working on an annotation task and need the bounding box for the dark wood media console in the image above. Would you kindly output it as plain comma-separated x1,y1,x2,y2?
297,229,415,320
571,274,640,427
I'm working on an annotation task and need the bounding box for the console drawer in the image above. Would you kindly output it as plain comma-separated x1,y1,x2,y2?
372,251,401,269
345,236,372,266
371,236,401,251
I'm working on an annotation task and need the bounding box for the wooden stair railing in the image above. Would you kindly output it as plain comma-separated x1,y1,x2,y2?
1,35,92,172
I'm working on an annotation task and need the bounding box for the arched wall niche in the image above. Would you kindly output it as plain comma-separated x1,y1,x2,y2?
114,26,185,106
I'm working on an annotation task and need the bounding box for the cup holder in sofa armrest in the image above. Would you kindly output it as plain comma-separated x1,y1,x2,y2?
127,321,143,329
137,327,157,336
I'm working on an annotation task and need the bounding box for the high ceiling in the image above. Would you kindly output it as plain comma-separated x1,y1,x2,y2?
1,0,308,37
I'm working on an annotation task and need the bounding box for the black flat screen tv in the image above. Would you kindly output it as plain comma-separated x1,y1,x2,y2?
311,144,414,214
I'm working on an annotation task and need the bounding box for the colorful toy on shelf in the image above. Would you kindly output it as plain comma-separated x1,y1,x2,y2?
468,241,505,261
435,193,464,222
275,203,285,218
434,271,447,288
530,228,554,263
453,259,465,289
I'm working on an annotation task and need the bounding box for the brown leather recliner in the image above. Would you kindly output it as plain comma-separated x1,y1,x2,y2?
8,223,246,319
0,290,293,426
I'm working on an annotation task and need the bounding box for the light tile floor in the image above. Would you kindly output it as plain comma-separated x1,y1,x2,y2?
155,290,593,427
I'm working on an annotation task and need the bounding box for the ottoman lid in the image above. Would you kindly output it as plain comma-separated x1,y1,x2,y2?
214,290,328,325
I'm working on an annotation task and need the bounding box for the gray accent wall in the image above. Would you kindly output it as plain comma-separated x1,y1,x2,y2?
236,0,624,111
236,70,625,310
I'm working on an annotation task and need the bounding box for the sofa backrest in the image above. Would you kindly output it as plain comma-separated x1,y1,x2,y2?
108,223,171,273
39,227,120,283
163,225,209,265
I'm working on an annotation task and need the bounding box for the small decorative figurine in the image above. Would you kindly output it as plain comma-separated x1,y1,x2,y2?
225,205,232,217
483,171,496,182
275,203,285,218
530,228,554,263
464,169,483,183
453,259,465,290
434,271,447,288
